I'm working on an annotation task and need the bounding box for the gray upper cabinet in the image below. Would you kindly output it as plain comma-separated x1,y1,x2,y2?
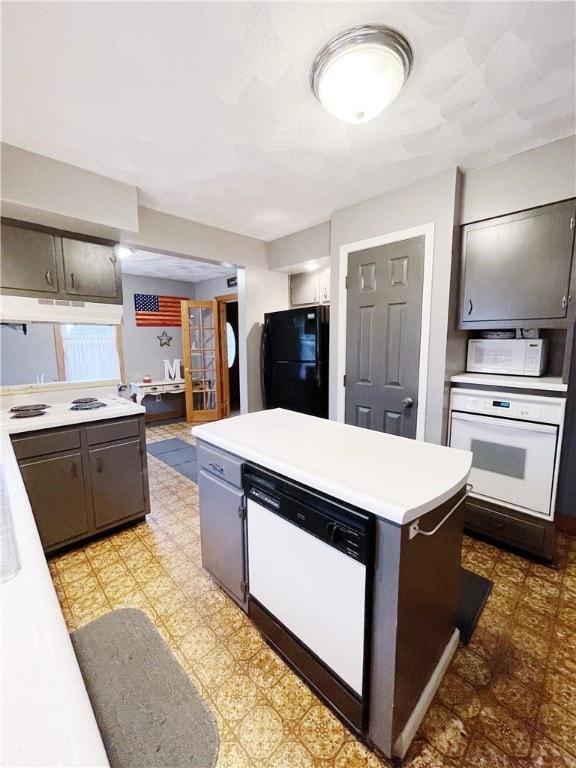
1,221,122,304
459,199,575,328
0,225,60,295
62,238,119,300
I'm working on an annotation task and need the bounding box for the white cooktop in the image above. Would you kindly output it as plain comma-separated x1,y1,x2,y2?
0,381,145,433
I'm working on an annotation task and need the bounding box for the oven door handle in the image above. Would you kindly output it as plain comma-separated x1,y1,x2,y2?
450,411,558,434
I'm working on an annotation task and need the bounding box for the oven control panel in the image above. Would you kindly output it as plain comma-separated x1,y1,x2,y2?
450,389,565,427
464,397,542,420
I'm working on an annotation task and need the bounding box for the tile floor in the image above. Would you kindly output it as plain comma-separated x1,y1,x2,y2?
49,421,576,768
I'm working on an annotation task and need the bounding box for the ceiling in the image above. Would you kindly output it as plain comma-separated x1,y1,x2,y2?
2,1,575,246
119,249,236,283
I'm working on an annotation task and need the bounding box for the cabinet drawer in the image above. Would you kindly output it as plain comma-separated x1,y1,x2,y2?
464,498,554,558
140,384,165,395
164,382,185,393
198,442,243,488
11,428,81,460
86,417,140,445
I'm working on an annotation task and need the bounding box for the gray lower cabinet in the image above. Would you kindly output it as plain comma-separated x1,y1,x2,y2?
90,439,147,529
11,416,150,553
197,441,247,610
19,450,90,549
463,496,555,561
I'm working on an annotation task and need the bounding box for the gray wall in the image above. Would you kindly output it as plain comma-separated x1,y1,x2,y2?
0,323,59,386
268,221,331,271
238,267,289,412
121,274,195,383
195,275,236,300
461,136,576,224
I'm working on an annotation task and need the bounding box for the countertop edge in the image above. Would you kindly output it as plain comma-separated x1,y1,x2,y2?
0,431,110,767
193,412,472,525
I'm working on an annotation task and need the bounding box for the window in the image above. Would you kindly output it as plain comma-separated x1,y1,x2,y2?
54,324,124,382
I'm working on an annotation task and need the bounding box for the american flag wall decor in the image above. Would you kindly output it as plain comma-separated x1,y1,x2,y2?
134,294,187,327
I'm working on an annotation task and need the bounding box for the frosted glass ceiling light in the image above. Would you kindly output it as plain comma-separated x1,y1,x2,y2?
310,25,413,124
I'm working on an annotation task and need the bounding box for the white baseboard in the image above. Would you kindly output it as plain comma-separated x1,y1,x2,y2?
393,628,460,759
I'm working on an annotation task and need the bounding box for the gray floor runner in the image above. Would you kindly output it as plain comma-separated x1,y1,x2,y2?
71,608,219,768
147,439,198,482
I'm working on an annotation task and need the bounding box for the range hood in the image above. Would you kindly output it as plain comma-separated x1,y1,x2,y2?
0,295,123,325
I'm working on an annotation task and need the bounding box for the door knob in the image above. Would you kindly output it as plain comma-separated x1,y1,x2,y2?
402,397,414,409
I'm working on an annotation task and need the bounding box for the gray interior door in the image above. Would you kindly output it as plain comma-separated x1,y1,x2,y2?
345,236,425,438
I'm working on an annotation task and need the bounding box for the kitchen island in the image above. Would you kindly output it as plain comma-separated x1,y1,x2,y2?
193,408,472,760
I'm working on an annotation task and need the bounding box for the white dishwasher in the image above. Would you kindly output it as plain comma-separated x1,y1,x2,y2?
244,464,374,733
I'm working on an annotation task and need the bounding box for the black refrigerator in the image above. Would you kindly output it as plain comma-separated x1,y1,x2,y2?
261,305,329,418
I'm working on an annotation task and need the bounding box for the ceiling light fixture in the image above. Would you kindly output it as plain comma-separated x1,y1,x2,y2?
310,24,413,124
114,245,132,259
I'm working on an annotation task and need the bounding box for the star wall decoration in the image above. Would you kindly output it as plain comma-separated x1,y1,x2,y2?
157,331,173,347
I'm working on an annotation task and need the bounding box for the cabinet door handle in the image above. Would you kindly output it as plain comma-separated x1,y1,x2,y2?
467,298,473,316
71,461,77,479
208,462,224,473
45,269,54,286
70,272,77,289
96,457,103,473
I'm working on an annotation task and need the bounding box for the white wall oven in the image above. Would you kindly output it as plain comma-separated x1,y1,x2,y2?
449,388,565,560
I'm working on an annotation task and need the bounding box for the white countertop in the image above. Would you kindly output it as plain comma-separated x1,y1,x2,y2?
0,432,109,767
450,372,568,392
1,381,145,432
193,409,472,525
0,382,147,766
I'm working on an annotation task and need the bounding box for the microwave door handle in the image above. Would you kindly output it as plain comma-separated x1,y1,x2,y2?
450,412,558,434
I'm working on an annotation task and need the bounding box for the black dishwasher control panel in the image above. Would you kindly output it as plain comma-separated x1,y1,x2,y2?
244,464,373,564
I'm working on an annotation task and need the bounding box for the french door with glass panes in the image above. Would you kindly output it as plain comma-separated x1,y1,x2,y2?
181,300,222,422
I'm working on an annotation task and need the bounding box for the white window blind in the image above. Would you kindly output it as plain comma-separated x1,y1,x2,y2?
60,324,121,381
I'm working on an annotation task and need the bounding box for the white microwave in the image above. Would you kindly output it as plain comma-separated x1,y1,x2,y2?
466,338,548,376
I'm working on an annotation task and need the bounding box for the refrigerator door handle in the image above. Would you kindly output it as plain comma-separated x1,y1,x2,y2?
261,317,272,407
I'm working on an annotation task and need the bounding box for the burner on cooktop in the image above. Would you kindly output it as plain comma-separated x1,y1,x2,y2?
71,397,99,404
9,404,50,412
69,401,107,411
11,410,47,419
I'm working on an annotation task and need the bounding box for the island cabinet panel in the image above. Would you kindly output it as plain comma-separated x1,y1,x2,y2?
369,488,465,756
459,198,575,328
0,224,61,295
197,442,247,610
19,451,89,549
11,416,150,554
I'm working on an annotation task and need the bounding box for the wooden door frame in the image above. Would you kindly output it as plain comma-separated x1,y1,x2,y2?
336,224,435,441
215,293,237,419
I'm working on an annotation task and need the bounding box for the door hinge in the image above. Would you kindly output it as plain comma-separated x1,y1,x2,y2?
238,497,246,519
343,374,346,387
345,275,348,290
570,215,575,231
241,580,248,598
